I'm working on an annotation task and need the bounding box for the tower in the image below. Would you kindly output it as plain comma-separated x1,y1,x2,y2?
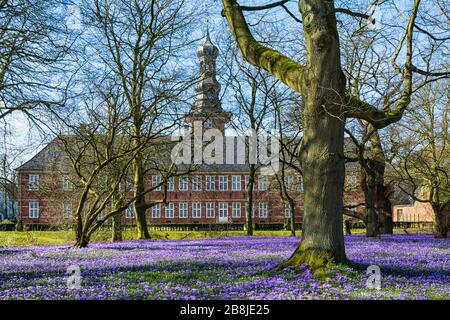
185,26,231,133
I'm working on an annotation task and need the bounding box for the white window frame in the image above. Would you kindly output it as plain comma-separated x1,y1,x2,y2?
192,176,202,191
206,176,215,191
165,203,174,218
125,177,135,192
284,176,293,191
219,175,228,191
29,202,39,218
192,202,201,218
179,177,189,191
232,202,241,218
259,202,268,218
179,202,188,218
232,175,242,191
167,176,175,192
284,203,292,218
258,176,267,191
126,206,134,219
219,202,228,218
297,177,304,192
63,202,72,218
62,177,73,191
152,204,161,218
29,174,40,191
244,175,250,189
152,175,162,191
206,202,215,218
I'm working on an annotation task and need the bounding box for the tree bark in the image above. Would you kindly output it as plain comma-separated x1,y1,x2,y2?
361,166,380,238
433,207,449,238
289,197,296,237
75,234,90,248
245,164,255,235
133,153,151,240
279,0,347,269
111,194,123,242
223,0,348,269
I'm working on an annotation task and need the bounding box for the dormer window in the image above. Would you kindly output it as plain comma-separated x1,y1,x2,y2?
204,119,213,128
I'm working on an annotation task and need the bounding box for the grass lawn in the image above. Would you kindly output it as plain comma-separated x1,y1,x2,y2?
0,234,448,300
0,229,369,247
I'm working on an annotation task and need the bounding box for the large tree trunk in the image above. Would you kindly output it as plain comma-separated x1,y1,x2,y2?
133,153,151,240
377,181,393,234
245,164,255,236
370,127,393,234
75,233,90,248
289,198,296,237
111,194,123,242
278,0,347,269
361,167,380,238
433,207,449,238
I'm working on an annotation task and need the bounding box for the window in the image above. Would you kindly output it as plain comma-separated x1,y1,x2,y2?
397,209,403,221
165,203,174,218
152,175,162,191
63,202,72,219
192,176,202,191
204,119,213,129
62,177,73,191
192,202,201,218
206,176,215,191
284,203,292,218
125,177,135,191
219,202,228,219
284,176,293,191
232,175,241,191
259,202,268,218
179,177,189,191
152,204,161,218
232,202,241,218
29,174,40,191
167,177,175,192
219,175,228,191
206,202,215,218
297,177,304,192
29,202,39,218
244,176,250,189
258,176,267,191
126,206,134,219
179,203,188,218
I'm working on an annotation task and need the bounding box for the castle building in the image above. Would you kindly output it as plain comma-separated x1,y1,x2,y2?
15,29,365,229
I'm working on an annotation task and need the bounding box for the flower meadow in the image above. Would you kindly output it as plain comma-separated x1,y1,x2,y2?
0,235,448,300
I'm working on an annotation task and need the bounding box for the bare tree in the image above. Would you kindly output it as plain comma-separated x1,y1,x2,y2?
0,0,74,121
388,82,449,238
86,0,196,239
221,0,448,269
225,42,277,235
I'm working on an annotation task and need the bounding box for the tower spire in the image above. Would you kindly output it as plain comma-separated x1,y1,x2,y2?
185,24,231,132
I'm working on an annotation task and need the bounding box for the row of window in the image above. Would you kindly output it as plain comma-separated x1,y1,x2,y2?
151,175,270,192
27,201,273,219
27,174,357,192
